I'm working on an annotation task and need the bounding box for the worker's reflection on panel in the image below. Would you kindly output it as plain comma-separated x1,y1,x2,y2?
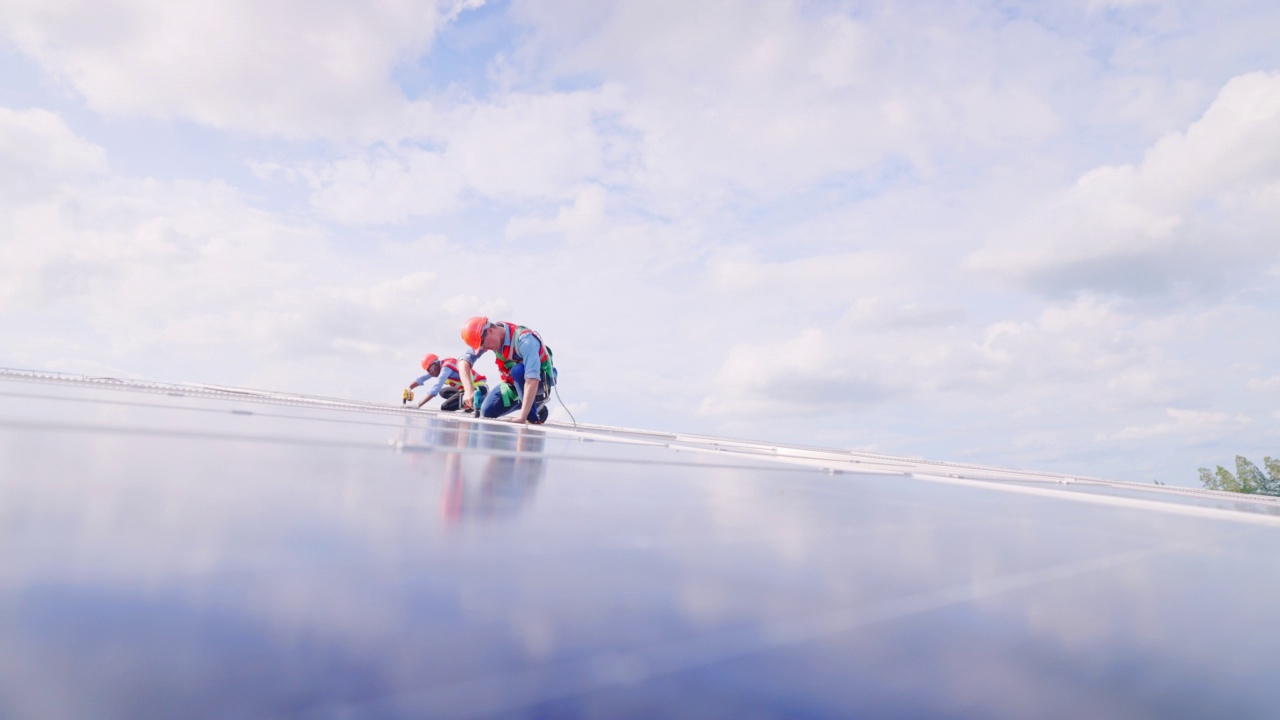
437,422,546,523
394,416,547,522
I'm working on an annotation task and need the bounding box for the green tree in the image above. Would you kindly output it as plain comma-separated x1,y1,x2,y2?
1267,457,1280,490
1198,455,1280,496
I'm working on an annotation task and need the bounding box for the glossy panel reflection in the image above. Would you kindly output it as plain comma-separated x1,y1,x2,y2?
1,377,1279,719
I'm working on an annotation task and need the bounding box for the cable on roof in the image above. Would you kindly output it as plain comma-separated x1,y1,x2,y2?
553,383,577,428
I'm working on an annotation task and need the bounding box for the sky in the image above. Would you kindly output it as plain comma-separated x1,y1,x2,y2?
1,0,1278,486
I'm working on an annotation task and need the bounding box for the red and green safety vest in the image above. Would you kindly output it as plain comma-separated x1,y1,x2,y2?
442,358,485,388
492,321,554,385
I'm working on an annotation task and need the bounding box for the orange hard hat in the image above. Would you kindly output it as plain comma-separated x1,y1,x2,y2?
420,353,440,371
461,316,489,349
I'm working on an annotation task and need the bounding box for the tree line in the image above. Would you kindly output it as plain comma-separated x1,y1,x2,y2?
1198,455,1280,496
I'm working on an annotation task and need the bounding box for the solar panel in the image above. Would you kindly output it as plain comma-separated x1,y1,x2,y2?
2,369,1277,719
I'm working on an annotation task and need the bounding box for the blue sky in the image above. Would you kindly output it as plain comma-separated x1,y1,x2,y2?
2,0,1279,486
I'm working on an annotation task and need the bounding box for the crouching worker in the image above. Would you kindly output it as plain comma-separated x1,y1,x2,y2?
458,317,557,424
406,353,488,413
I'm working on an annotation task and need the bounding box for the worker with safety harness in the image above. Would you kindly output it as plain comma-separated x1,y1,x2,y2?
403,353,488,413
458,317,557,424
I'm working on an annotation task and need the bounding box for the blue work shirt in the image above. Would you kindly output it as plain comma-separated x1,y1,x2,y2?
412,361,473,398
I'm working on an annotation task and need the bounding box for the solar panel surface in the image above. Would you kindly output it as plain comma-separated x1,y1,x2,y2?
2,370,1278,719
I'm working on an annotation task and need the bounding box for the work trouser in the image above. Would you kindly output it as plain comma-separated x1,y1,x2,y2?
439,383,486,413
480,363,556,423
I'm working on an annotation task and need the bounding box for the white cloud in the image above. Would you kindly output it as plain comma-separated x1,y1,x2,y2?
1107,408,1251,442
296,88,618,222
841,299,963,331
708,249,909,310
476,0,1076,219
701,328,903,416
506,184,608,241
698,290,1209,423
440,294,509,319
444,89,617,200
350,271,439,313
303,146,464,224
0,108,106,198
1087,0,1161,10
0,0,481,137
0,110,487,396
968,70,1280,296
2,174,313,326
1248,375,1280,393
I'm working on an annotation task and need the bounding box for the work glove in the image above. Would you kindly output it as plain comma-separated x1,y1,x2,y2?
402,388,414,405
